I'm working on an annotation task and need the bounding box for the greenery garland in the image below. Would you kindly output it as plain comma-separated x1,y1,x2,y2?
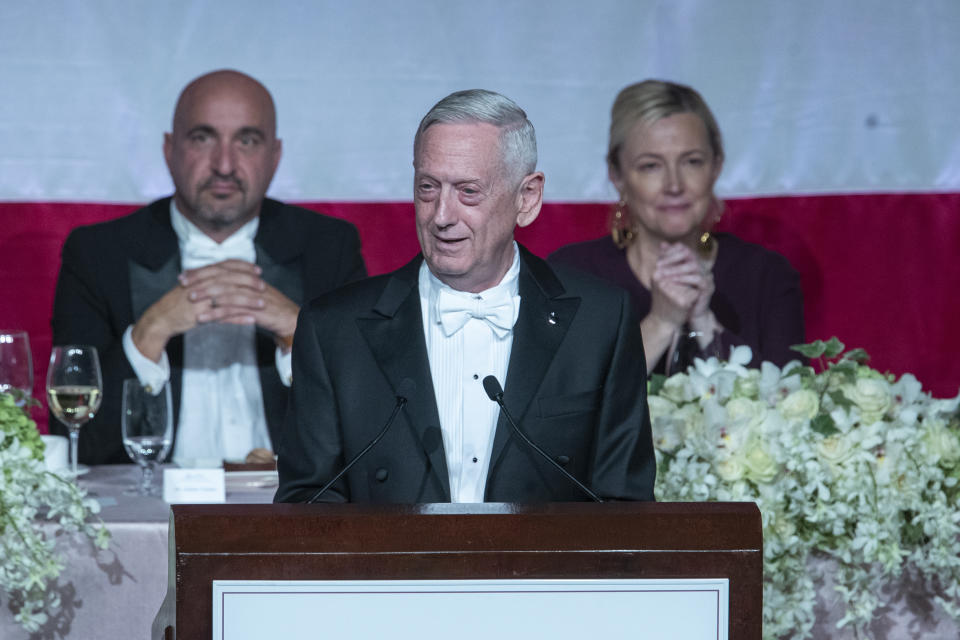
0,392,109,632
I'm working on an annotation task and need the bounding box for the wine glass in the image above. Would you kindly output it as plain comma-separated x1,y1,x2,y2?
46,346,103,475
666,326,723,377
121,379,173,495
0,331,34,405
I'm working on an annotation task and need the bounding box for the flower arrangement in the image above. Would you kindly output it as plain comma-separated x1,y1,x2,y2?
0,391,109,632
649,338,960,639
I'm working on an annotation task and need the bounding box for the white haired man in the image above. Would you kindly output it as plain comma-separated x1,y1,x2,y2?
276,89,654,503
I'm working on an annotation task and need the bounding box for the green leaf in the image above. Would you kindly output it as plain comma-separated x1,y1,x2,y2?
822,337,846,359
648,373,666,397
811,413,840,436
829,360,859,383
829,389,852,410
791,340,826,359
840,348,869,365
796,366,819,386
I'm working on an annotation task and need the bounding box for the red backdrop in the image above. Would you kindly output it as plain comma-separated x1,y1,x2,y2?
2,193,958,431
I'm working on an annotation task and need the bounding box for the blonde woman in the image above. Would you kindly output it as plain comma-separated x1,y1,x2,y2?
550,80,804,373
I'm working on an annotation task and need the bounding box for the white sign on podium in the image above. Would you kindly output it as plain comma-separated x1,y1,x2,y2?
212,578,728,639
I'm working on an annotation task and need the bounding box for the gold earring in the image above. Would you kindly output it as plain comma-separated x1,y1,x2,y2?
696,197,722,258
610,198,634,249
696,231,716,258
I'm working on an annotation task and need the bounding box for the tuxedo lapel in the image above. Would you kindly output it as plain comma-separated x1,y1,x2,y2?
488,248,580,470
254,200,305,306
256,248,304,306
129,255,179,321
129,199,181,319
355,257,451,500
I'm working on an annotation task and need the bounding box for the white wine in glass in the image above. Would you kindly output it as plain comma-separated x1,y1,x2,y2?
47,346,103,475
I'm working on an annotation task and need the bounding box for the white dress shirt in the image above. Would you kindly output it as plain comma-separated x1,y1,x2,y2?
122,201,289,463
419,244,521,502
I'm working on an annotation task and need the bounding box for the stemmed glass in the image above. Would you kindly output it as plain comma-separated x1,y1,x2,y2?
121,379,173,496
666,327,723,377
0,331,34,405
46,346,103,475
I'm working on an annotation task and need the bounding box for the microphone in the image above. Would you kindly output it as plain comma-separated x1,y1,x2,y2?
482,376,603,503
306,378,416,504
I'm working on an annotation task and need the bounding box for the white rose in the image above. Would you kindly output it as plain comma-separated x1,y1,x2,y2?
726,397,767,429
660,373,693,404
778,388,820,422
923,420,960,468
771,514,796,540
675,403,706,443
742,440,778,484
732,370,760,400
817,434,854,469
724,397,768,448
714,454,746,482
844,378,891,425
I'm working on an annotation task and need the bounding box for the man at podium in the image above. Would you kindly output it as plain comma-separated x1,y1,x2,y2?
275,89,655,504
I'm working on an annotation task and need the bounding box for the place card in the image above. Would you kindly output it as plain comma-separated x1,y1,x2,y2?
163,468,226,504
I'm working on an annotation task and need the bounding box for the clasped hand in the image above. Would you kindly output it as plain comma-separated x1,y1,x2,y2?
132,259,299,362
648,242,715,329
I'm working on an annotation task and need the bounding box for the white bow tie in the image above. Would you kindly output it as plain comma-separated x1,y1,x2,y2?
436,288,518,338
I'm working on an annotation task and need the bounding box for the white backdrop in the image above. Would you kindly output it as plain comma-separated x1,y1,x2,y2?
1,0,958,203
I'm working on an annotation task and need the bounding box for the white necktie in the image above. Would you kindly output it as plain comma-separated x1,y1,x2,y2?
436,288,519,338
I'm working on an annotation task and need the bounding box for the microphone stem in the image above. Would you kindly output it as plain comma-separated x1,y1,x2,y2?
307,397,407,504
495,394,603,503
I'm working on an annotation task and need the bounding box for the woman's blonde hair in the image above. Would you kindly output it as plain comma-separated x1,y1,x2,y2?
607,80,723,174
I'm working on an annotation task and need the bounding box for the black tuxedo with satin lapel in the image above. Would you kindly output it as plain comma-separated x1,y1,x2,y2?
275,246,655,503
51,197,366,464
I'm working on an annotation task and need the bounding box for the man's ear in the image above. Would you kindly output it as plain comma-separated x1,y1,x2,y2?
162,132,174,174
272,138,283,174
516,172,545,228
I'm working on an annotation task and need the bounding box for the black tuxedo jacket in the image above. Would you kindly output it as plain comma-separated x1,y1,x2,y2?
275,247,655,503
51,197,366,464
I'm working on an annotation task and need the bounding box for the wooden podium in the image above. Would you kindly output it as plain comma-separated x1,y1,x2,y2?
154,502,761,639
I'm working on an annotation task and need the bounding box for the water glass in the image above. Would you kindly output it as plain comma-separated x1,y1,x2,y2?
121,379,173,496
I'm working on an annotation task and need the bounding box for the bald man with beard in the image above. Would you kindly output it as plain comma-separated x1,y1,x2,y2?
51,70,366,465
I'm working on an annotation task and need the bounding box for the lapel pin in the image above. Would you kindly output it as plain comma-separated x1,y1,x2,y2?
547,311,557,325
